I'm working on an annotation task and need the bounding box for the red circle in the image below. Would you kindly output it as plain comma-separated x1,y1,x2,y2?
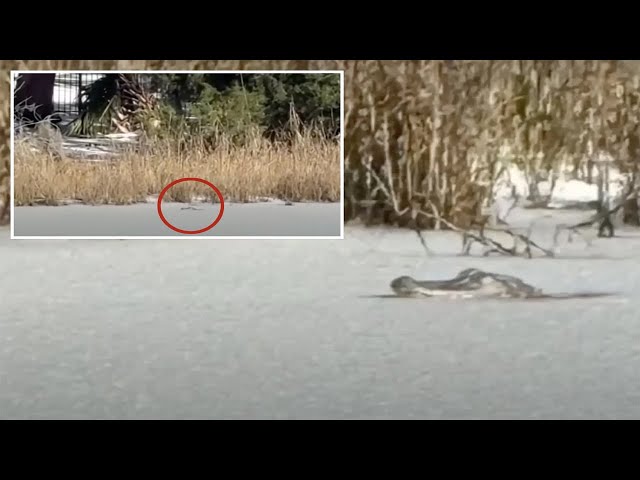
157,177,225,235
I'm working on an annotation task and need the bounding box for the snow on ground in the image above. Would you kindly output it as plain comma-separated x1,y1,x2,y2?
492,163,629,210
59,135,141,160
2,207,640,419
13,202,341,237
548,179,601,207
489,146,632,210
493,164,532,200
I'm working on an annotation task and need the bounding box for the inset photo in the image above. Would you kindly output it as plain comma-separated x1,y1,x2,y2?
11,70,343,239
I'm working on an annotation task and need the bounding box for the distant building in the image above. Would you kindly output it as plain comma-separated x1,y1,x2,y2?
53,73,105,117
14,73,105,123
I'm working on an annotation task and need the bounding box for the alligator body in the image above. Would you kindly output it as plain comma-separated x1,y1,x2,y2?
390,268,544,299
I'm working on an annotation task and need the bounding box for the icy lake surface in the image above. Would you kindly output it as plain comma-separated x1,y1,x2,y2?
2,209,640,419
12,201,341,237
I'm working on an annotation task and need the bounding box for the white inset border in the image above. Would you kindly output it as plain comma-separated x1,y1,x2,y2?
10,70,345,240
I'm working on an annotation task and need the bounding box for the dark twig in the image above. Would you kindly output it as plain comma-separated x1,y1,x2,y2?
496,227,555,258
361,159,433,256
414,228,432,255
553,181,640,247
415,207,521,256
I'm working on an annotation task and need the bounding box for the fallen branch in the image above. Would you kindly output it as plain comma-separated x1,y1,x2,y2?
494,226,555,258
417,207,554,258
360,158,552,258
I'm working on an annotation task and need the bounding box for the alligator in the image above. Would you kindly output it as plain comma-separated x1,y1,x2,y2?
387,268,613,300
390,268,543,299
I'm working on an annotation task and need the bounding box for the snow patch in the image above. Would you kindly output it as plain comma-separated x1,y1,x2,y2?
491,162,630,210
548,179,599,207
493,164,531,201
537,181,552,198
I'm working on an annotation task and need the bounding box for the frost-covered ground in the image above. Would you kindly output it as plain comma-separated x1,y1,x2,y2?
13,201,341,237
2,205,640,419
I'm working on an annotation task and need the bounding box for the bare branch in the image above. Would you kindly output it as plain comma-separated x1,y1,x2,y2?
415,207,518,256
360,159,433,255
553,179,640,247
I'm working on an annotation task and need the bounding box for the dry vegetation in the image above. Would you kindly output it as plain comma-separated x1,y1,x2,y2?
343,60,640,231
13,131,339,205
3,60,640,230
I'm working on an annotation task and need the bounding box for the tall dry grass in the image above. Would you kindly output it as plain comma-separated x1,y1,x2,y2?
4,60,640,229
0,60,345,224
13,130,339,205
343,60,640,229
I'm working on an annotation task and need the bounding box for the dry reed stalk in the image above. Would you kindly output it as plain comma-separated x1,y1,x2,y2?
14,133,339,205
345,60,640,232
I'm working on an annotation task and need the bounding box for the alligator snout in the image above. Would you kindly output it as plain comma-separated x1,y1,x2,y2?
390,276,419,296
